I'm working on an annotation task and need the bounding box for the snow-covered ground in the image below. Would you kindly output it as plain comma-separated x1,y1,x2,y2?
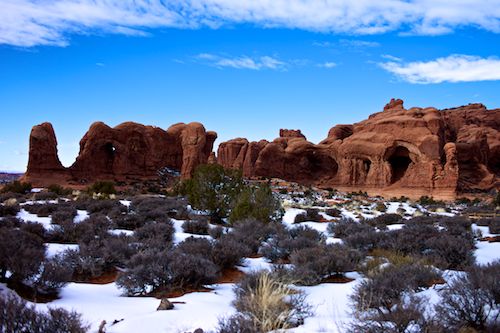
35,282,236,333
3,196,498,333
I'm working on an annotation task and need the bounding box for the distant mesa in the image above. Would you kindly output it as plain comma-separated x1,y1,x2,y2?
22,99,500,200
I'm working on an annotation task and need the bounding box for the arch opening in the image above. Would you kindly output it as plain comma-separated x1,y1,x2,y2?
388,146,412,184
103,142,116,171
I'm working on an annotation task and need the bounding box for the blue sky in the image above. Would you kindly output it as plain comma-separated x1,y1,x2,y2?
0,1,499,172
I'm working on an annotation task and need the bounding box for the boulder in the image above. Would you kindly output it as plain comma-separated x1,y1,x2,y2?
156,298,174,311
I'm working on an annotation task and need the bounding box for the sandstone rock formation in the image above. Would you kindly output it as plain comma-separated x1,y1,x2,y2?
218,100,500,200
23,99,499,199
23,121,216,185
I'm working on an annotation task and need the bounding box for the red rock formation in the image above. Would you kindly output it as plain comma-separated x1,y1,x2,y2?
23,121,216,185
218,100,500,200
24,123,68,184
23,99,499,200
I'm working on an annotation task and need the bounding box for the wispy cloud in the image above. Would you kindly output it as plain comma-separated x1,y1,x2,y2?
381,54,403,62
195,54,287,70
318,62,337,69
1,1,500,47
314,39,380,51
380,55,500,84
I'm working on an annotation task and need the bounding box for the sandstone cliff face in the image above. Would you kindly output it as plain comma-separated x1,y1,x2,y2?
24,121,216,185
217,100,500,200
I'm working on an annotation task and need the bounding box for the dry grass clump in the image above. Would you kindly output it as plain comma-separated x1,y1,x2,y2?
218,271,310,333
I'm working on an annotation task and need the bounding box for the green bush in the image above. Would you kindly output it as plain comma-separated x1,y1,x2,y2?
229,183,283,224
178,164,244,223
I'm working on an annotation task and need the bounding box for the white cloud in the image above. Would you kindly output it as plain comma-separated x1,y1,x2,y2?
318,62,337,69
1,1,500,47
195,54,287,70
380,55,500,84
381,54,403,62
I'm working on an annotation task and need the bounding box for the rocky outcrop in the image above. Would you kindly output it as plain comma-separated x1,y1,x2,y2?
218,100,500,200
24,123,68,184
23,121,216,185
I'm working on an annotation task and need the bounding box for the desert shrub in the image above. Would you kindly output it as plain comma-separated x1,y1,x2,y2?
353,263,441,308
33,191,59,201
367,213,402,228
182,219,209,235
0,216,21,229
117,249,170,295
209,225,225,239
261,225,324,262
379,221,475,270
343,227,385,252
176,237,213,257
228,271,310,332
73,233,135,279
0,192,25,203
489,218,500,234
178,164,245,223
212,234,250,270
168,251,218,289
229,183,283,224
23,203,58,217
324,208,341,217
47,184,72,196
0,229,45,282
290,244,362,285
231,218,273,254
418,195,445,206
374,202,387,212
131,196,189,220
0,293,89,333
369,249,416,269
217,314,257,333
20,222,48,241
87,181,116,195
118,247,218,295
134,221,175,251
351,263,441,330
294,208,322,223
85,199,125,218
0,203,20,217
113,213,146,230
439,216,472,235
1,180,32,194
28,253,74,296
435,261,500,332
327,218,373,238
350,293,432,333
51,205,77,225
421,233,474,270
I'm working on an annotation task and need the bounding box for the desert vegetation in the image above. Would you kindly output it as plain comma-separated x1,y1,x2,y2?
0,176,498,332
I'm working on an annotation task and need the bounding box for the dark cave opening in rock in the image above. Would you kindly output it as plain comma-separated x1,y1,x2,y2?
363,159,371,175
388,146,412,184
308,153,338,180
